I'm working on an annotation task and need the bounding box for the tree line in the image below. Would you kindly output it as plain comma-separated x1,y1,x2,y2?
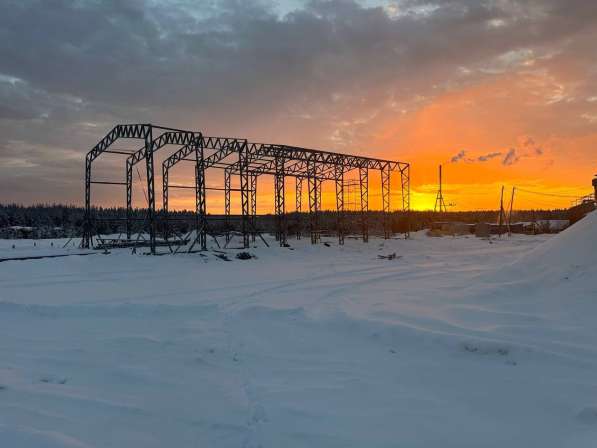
0,203,570,237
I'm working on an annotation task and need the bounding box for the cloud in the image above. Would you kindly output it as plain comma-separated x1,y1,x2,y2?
450,136,545,166
502,148,519,166
451,150,467,163
450,150,502,163
520,136,543,155
477,152,502,162
0,0,596,203
501,136,545,165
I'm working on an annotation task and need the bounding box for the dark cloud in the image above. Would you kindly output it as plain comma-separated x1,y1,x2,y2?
520,136,543,156
449,135,545,165
451,149,504,163
0,0,596,203
450,150,467,163
477,152,502,162
502,148,519,166
500,136,546,165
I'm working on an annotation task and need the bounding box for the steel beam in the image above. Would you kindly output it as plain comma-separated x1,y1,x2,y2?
246,142,408,172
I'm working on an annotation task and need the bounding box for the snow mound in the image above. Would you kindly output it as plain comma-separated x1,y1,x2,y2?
509,210,597,280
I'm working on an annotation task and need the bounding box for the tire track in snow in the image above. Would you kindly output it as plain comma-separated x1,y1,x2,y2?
222,313,268,448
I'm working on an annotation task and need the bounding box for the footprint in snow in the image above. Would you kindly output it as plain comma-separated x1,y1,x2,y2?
577,407,597,425
463,343,509,356
39,375,68,385
251,405,268,424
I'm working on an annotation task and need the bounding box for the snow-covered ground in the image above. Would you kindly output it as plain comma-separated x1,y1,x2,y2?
1,214,597,447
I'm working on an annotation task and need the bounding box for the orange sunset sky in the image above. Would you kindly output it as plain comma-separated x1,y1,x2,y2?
1,0,596,211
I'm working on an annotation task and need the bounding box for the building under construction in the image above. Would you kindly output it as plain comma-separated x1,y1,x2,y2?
83,124,410,254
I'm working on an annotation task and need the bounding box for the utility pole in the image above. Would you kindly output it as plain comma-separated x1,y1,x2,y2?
507,186,515,237
434,165,447,213
498,186,505,237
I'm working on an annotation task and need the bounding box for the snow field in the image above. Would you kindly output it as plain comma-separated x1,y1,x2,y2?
0,216,596,447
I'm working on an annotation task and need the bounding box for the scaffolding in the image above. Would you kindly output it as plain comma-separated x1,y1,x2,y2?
83,123,410,254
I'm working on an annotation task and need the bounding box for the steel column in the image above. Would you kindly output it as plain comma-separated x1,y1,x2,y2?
295,177,302,239
195,138,207,251
126,160,133,240
250,174,257,243
162,162,169,239
308,161,320,244
239,143,251,248
144,126,156,254
274,157,286,246
401,164,411,238
83,155,92,248
381,164,391,239
359,166,368,243
224,168,231,243
316,178,322,211
335,166,345,245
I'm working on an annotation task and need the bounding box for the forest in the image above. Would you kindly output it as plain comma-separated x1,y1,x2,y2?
0,203,572,239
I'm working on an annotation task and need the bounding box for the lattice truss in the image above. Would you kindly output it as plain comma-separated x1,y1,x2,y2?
83,124,410,253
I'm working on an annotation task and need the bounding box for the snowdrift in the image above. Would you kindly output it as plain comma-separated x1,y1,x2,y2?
506,210,597,281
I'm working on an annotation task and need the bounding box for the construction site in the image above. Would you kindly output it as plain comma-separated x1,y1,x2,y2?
82,123,411,254
2,126,597,448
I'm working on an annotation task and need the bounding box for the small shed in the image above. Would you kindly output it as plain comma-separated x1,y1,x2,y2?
475,222,491,238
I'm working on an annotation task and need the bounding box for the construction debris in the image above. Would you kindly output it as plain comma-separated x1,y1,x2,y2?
235,252,254,260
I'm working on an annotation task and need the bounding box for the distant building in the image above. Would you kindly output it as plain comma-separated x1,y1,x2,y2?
429,222,474,236
429,220,572,238
0,226,36,239
475,222,491,238
569,183,596,224
516,220,570,234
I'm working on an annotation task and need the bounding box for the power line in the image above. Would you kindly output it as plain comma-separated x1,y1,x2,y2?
515,188,583,199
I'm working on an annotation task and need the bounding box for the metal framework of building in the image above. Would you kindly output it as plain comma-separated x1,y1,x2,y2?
83,124,410,254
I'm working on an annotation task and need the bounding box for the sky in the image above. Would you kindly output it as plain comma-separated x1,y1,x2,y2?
1,0,597,211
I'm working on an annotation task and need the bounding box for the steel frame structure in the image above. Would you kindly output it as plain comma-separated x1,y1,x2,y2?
84,123,410,254
83,124,197,253
126,130,200,239
161,135,247,250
